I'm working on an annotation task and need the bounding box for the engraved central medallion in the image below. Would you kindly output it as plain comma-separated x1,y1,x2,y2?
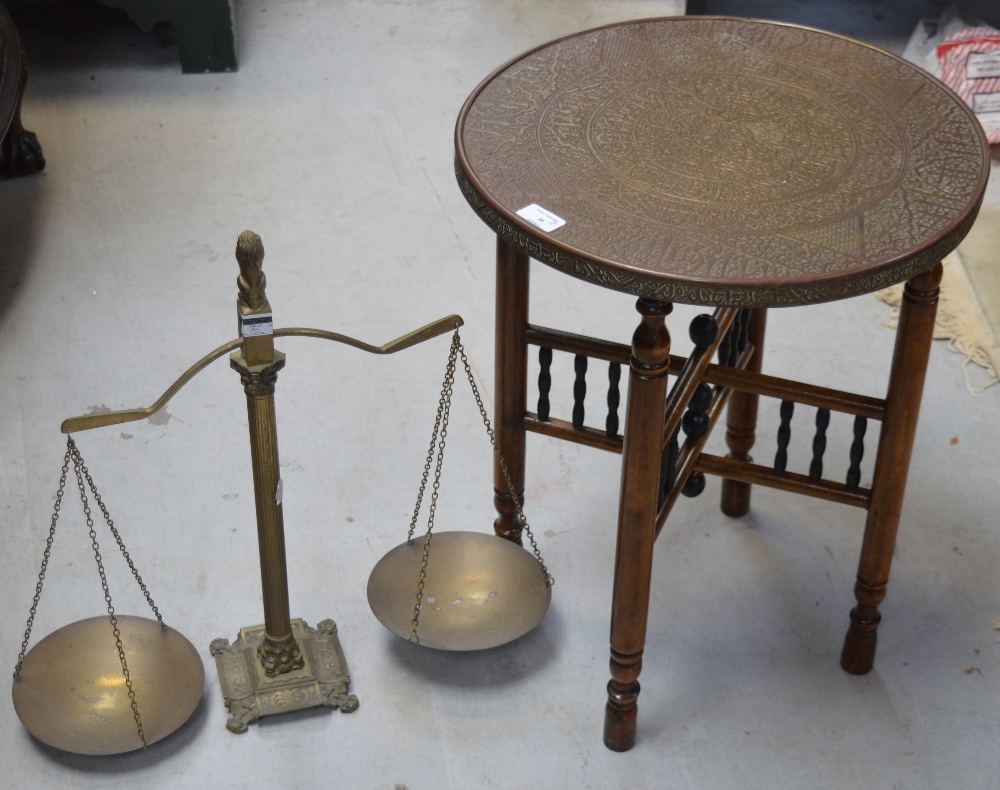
539,65,906,234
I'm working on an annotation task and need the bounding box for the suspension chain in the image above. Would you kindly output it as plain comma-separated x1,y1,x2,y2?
13,442,71,680
455,338,552,588
407,330,553,643
71,442,147,746
406,331,456,544
69,442,164,627
13,435,153,747
408,332,458,642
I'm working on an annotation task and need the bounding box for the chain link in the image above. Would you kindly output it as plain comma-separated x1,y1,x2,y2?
455,338,553,588
13,435,152,747
13,442,71,680
407,330,553,643
406,332,455,544
408,332,459,642
71,443,147,746
69,443,164,627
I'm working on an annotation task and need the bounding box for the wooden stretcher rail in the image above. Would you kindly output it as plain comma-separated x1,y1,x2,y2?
702,366,885,420
653,344,751,539
524,306,736,455
661,308,739,447
694,453,872,509
524,324,885,421
525,324,716,377
524,412,623,453
524,325,631,364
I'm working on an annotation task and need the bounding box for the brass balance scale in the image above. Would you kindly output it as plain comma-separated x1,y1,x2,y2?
11,231,552,755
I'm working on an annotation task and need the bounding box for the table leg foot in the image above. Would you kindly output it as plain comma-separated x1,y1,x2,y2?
840,596,881,674
604,693,638,752
604,645,643,751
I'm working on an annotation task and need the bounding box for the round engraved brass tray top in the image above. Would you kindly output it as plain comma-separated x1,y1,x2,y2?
455,16,991,307
12,616,204,755
367,531,552,651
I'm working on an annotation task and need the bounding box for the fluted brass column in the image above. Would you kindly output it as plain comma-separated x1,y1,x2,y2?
230,231,302,677
231,352,303,676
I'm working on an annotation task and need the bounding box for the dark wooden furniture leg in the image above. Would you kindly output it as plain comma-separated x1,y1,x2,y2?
1,51,44,177
840,264,943,674
100,0,238,73
494,237,529,544
720,308,767,516
604,298,672,752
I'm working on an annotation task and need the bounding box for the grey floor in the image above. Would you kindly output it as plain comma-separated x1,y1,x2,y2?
2,2,1000,788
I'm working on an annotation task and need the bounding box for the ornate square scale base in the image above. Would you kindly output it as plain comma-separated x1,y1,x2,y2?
210,618,358,733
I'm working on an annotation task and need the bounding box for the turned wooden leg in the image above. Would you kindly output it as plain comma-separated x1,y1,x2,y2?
493,237,529,544
1,47,45,177
604,298,672,752
720,308,767,516
841,264,942,674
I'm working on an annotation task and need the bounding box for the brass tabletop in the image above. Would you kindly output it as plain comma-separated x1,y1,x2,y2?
455,17,991,306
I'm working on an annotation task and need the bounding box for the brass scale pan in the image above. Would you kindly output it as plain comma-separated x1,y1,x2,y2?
12,616,203,755
368,531,551,651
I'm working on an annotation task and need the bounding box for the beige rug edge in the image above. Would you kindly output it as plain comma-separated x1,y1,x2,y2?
875,252,1000,394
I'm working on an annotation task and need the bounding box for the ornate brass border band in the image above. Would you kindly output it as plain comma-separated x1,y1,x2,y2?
454,159,980,308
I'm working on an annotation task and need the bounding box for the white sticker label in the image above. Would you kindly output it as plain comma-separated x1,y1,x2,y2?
275,478,284,506
981,114,1000,136
967,51,1000,80
241,312,273,337
516,203,566,233
973,92,1000,114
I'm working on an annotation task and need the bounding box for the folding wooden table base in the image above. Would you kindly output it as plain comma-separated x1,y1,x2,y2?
454,17,990,750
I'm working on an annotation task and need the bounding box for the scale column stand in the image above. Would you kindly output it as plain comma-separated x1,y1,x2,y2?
231,351,301,674
210,231,358,733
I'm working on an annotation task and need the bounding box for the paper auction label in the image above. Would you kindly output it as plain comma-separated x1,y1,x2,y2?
516,203,566,232
240,312,273,337
967,51,1000,79
972,92,1000,114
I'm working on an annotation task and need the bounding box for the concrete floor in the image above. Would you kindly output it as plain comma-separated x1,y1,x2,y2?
2,2,999,788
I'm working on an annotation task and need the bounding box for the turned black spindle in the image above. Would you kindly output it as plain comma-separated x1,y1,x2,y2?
682,382,713,440
717,323,733,368
677,383,712,499
774,399,794,473
682,471,706,498
657,426,680,509
809,408,831,482
537,346,553,422
572,354,588,430
716,314,741,367
689,314,719,348
606,362,621,437
736,309,751,353
846,415,867,489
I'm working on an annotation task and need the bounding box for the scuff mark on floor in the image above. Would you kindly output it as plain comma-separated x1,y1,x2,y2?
148,409,172,426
